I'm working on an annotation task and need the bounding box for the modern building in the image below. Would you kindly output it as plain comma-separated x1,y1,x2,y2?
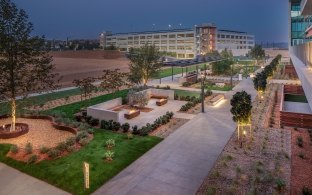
289,0,312,110
100,23,255,58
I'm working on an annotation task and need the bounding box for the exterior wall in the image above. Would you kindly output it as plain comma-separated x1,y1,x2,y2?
140,89,175,100
216,30,255,56
87,98,122,122
101,26,255,59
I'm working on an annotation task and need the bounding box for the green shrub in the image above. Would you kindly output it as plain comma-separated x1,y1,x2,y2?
89,118,99,126
47,149,61,159
121,123,130,133
87,128,94,134
275,178,286,192
25,142,33,154
27,154,38,164
106,139,115,148
182,82,193,87
132,125,139,135
85,115,93,123
76,131,89,142
104,150,114,161
206,185,217,195
297,136,303,147
112,122,121,131
79,138,90,146
56,142,68,152
66,137,76,146
10,145,19,154
66,145,75,152
39,146,49,154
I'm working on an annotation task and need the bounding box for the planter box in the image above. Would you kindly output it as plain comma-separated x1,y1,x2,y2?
124,110,140,119
156,99,168,106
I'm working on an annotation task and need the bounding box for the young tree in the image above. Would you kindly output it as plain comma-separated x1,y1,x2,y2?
230,91,252,140
248,45,265,67
99,68,130,94
220,48,233,59
0,0,59,131
253,72,267,92
127,44,163,86
73,77,96,101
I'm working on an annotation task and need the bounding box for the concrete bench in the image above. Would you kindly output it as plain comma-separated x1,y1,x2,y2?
124,110,140,119
209,94,225,106
156,98,168,106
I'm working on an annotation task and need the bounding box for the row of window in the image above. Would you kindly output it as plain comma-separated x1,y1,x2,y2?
217,34,254,40
107,40,194,45
217,40,253,45
106,33,195,41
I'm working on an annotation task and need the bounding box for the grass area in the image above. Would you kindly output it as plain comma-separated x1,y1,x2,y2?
0,88,81,115
0,130,162,195
284,94,308,103
237,60,255,66
46,90,128,118
154,64,207,79
205,85,233,91
174,89,200,98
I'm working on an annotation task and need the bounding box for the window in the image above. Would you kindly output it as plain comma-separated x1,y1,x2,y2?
235,36,239,39
177,34,185,38
161,34,168,38
161,40,167,44
177,46,184,50
221,34,225,38
128,41,133,44
128,37,133,40
226,35,230,38
231,35,234,39
160,46,167,51
153,41,160,44
217,34,220,38
186,33,194,38
134,41,139,44
169,34,176,38
169,46,176,50
140,41,145,44
169,40,176,44
177,40,184,44
154,35,160,39
140,36,145,39
134,36,139,40
147,35,152,39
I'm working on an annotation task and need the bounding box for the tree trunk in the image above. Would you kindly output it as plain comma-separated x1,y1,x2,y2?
10,98,16,132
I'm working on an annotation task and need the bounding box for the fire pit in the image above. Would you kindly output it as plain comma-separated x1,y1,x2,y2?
124,109,140,120
0,123,29,139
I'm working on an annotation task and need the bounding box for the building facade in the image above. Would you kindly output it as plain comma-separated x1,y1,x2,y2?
289,0,312,110
100,24,255,58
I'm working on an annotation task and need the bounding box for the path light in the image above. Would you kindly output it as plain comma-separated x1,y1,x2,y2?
243,130,246,136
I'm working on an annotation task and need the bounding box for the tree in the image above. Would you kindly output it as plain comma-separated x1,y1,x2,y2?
230,91,252,140
0,0,59,131
99,68,130,94
211,60,231,75
248,45,265,67
220,48,233,59
253,72,267,92
73,77,96,101
127,44,163,86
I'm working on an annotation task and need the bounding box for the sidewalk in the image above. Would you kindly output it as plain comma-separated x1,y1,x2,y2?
0,163,69,195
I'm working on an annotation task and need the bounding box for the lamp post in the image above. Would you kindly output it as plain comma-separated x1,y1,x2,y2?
201,73,205,113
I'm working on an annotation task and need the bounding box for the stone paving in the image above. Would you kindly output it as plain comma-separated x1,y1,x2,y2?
93,77,257,195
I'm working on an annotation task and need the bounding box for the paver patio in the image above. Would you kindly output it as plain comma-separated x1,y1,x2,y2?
93,77,257,195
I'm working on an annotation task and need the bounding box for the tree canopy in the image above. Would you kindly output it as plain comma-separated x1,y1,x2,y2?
0,0,59,130
248,45,265,61
127,44,163,85
230,91,252,124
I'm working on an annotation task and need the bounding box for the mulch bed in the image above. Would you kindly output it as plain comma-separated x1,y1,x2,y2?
149,118,189,138
291,128,312,194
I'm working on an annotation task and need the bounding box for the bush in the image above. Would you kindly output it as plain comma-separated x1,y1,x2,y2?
87,128,94,134
79,138,90,146
76,131,89,142
85,115,93,123
302,186,312,195
47,149,61,159
112,121,121,131
75,115,83,122
89,118,99,126
65,137,76,146
25,142,33,154
166,111,174,119
121,123,130,133
56,142,68,152
205,90,212,97
297,136,303,147
275,178,286,192
82,111,87,117
106,139,115,149
78,123,90,131
27,154,38,164
127,132,133,139
182,82,193,87
10,145,19,154
104,150,114,161
132,125,139,135
39,146,49,154
66,145,75,152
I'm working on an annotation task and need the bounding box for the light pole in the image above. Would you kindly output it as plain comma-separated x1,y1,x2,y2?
201,73,205,113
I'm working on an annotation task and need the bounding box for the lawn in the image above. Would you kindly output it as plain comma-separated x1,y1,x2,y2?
0,88,81,115
0,130,162,195
284,94,308,103
174,89,200,98
45,90,128,118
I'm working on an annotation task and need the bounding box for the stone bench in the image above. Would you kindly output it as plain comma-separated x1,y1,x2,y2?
209,94,225,106
156,98,168,106
124,110,140,119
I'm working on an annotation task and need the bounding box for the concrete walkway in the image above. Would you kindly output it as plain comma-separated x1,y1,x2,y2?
93,78,257,195
0,163,69,195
